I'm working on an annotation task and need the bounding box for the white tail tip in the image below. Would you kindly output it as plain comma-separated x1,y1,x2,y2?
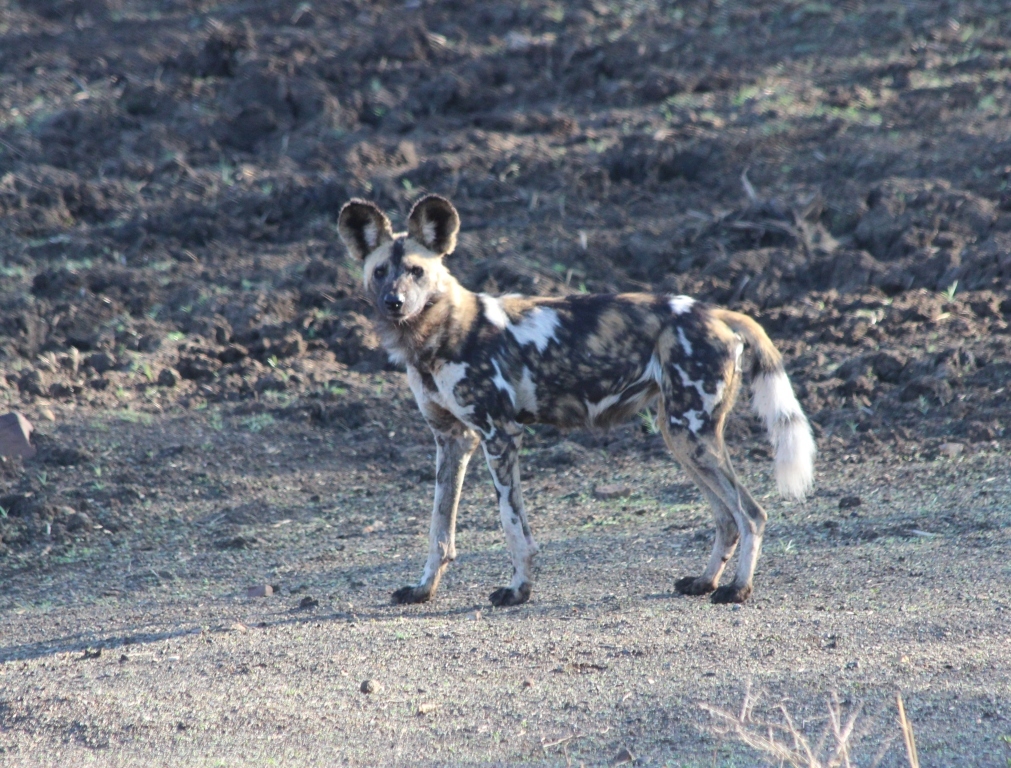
774,417,816,499
752,370,816,500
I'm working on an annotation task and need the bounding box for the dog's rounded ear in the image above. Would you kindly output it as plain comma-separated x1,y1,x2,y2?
407,195,460,256
337,199,393,261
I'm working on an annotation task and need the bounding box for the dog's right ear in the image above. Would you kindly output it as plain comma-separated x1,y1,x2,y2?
337,200,394,260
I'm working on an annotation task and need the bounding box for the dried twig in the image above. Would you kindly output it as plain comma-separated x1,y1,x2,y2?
896,694,919,768
701,690,908,768
741,167,759,205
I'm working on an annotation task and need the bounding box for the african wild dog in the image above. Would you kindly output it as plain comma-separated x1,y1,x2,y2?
338,194,815,607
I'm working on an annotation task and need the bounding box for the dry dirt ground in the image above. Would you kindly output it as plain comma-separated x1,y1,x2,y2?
1,0,1011,765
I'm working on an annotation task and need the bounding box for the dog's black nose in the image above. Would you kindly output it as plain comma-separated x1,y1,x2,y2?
384,293,404,312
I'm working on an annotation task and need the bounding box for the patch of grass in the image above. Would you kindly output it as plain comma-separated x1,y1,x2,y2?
638,409,660,435
118,410,154,425
243,414,276,433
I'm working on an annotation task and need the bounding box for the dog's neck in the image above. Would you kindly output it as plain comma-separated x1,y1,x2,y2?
373,272,477,371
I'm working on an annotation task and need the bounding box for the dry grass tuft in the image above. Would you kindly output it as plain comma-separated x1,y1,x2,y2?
701,684,920,768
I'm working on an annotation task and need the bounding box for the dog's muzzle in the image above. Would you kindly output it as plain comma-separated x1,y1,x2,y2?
383,293,404,313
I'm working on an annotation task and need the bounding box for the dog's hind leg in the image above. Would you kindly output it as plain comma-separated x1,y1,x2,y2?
392,427,479,604
672,459,739,596
706,445,768,604
660,404,766,603
481,424,538,607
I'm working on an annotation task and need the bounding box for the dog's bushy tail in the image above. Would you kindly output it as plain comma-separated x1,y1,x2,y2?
712,309,815,500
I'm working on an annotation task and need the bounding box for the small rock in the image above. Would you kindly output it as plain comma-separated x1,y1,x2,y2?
246,584,273,598
229,622,248,633
218,344,249,364
0,412,36,459
119,654,129,663
360,679,379,694
610,747,634,765
297,596,319,610
939,442,965,458
64,510,92,532
48,382,74,399
42,445,90,466
18,369,48,397
213,531,258,549
521,678,534,688
86,352,116,374
966,422,997,443
594,483,632,501
157,368,179,387
838,495,862,510
417,702,439,715
38,406,56,422
542,441,587,467
471,610,482,621
255,373,288,393
177,356,218,382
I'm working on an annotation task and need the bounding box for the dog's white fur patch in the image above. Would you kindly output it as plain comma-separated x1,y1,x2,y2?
422,219,436,247
639,352,663,384
431,361,476,423
677,326,694,357
490,358,517,406
673,364,725,416
669,295,695,315
684,409,705,432
516,366,538,416
480,294,510,329
507,307,560,353
751,370,816,500
585,393,622,425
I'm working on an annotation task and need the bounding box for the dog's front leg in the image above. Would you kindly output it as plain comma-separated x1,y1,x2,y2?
392,428,479,604
481,425,538,607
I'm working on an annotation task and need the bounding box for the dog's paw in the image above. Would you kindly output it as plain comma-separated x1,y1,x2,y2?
710,583,752,604
391,585,432,605
489,583,532,607
674,576,716,596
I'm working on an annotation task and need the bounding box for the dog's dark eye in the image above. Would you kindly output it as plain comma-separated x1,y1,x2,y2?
409,266,424,278
373,264,388,279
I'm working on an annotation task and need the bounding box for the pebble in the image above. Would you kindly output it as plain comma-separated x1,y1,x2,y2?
939,442,964,458
593,484,632,501
611,747,634,765
360,679,378,694
838,495,862,510
39,407,55,422
417,702,438,715
247,584,273,598
0,412,36,459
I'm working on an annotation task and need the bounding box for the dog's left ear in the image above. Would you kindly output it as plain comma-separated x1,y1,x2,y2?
407,195,460,256
338,199,394,261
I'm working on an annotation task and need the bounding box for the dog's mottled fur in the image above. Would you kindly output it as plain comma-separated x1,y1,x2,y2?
338,195,815,607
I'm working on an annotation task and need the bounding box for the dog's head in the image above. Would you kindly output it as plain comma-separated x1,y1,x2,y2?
337,195,460,324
